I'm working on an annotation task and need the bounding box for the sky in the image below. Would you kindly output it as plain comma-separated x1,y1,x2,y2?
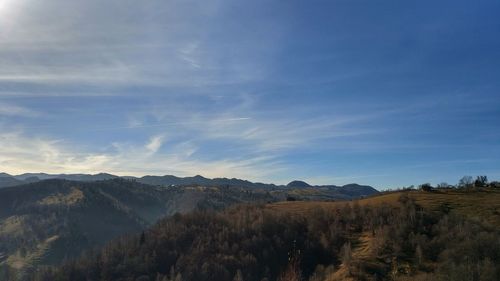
0,0,499,189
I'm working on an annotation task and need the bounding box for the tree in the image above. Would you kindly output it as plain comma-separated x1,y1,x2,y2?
490,181,500,188
140,231,146,245
341,242,352,274
232,270,244,281
437,182,451,189
277,259,301,281
479,258,497,281
474,176,488,187
415,245,423,267
420,183,433,192
458,176,473,189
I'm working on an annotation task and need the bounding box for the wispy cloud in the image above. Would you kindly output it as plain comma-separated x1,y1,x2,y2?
0,130,285,181
178,42,201,69
1,0,498,188
0,102,39,117
0,0,280,96
145,135,165,154
1,96,363,181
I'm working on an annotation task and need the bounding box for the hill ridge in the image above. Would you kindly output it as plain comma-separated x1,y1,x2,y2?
0,172,377,192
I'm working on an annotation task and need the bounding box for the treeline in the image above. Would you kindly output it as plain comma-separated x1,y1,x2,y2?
28,194,500,281
395,175,500,192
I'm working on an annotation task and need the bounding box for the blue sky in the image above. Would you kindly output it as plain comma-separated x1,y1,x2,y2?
0,0,499,189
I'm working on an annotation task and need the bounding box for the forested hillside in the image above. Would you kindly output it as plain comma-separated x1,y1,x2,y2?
29,189,500,281
0,179,275,280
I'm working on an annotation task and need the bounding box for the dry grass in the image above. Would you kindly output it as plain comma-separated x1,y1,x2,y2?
267,188,500,227
267,188,500,281
6,235,59,270
37,187,84,206
0,215,26,236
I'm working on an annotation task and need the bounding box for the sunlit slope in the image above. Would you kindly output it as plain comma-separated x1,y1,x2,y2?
268,189,500,280
268,188,500,227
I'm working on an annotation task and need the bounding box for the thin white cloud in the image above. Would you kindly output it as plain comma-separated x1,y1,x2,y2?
178,42,201,69
0,0,280,96
0,102,39,117
168,113,378,153
145,135,165,154
171,141,198,158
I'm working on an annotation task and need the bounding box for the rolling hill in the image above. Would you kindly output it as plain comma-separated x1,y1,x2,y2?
267,188,500,280
29,187,500,281
267,188,500,226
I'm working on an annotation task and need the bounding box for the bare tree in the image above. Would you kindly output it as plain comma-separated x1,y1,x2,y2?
277,259,301,281
474,176,488,187
341,242,352,274
458,176,473,189
437,182,451,189
415,245,423,267
233,270,244,281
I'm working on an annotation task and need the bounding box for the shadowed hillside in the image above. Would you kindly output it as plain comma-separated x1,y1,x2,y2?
0,179,275,280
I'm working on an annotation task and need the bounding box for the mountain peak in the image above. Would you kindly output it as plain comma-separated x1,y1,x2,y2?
0,173,12,178
287,180,311,188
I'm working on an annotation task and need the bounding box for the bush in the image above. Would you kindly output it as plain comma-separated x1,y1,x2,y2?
420,183,433,192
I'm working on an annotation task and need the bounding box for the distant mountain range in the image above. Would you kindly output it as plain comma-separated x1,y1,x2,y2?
0,172,119,187
0,172,377,196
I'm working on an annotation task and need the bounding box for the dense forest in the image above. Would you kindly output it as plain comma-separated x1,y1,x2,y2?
27,192,500,281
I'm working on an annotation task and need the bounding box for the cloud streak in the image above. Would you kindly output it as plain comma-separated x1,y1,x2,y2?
0,102,39,117
0,0,282,97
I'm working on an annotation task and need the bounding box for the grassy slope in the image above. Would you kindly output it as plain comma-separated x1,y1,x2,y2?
268,188,500,280
267,188,500,227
